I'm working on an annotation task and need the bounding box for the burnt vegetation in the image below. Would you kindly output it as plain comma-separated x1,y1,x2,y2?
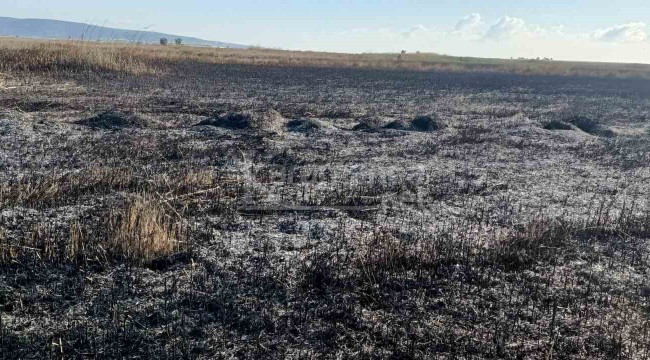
1,39,650,359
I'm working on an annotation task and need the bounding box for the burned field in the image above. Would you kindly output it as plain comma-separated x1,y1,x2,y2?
1,58,650,359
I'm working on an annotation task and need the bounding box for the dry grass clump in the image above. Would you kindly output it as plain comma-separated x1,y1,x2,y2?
150,169,223,200
0,196,185,265
0,167,135,208
0,226,10,262
108,196,185,261
0,173,71,208
179,170,215,190
0,222,91,265
0,72,8,88
353,206,650,279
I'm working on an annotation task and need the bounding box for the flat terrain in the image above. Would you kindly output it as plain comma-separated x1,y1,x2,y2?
1,41,650,359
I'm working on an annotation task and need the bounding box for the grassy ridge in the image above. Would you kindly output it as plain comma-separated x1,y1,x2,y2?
1,37,650,78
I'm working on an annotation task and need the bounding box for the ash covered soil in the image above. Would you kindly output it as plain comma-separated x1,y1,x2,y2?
1,64,650,359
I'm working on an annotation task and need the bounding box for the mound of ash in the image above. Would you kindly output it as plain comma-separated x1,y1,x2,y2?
543,120,573,131
286,118,324,133
410,115,442,132
383,119,410,130
76,111,154,130
565,115,615,138
352,117,384,131
382,115,443,132
197,109,286,133
198,112,251,129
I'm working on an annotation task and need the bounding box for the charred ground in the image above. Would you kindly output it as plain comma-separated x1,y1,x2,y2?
1,54,650,359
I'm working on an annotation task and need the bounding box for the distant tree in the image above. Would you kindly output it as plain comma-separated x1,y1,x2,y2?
160,38,168,46
175,38,183,45
401,50,407,54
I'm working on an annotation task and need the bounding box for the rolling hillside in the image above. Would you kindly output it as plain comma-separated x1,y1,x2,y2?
0,16,247,48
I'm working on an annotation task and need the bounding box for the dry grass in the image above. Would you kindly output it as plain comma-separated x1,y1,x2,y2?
0,167,136,208
0,197,184,265
1,37,650,78
0,226,9,262
108,196,185,261
0,39,155,75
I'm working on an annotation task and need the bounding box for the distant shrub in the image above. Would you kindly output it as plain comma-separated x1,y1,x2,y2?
160,38,168,46
175,38,183,45
543,120,573,131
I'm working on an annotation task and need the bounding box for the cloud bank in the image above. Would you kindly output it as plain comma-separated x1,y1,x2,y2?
289,15,650,64
592,22,647,43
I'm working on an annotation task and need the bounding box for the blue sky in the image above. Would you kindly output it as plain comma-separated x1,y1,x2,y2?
4,0,650,62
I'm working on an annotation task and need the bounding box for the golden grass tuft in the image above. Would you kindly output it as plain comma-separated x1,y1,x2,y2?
108,196,185,261
68,221,84,262
0,195,186,264
181,170,215,190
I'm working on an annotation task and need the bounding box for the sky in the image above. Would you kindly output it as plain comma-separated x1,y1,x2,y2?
3,0,650,63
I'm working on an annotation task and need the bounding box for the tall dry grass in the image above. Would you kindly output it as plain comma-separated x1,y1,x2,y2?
0,39,156,75
1,37,649,78
108,196,186,261
0,167,136,208
0,196,186,265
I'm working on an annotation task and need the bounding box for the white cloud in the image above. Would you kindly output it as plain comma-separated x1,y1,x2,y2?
484,15,526,40
402,24,430,38
592,22,647,43
455,13,482,33
482,16,562,41
484,16,527,40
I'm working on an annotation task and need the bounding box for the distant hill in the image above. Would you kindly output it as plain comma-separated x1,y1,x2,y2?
0,16,247,48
